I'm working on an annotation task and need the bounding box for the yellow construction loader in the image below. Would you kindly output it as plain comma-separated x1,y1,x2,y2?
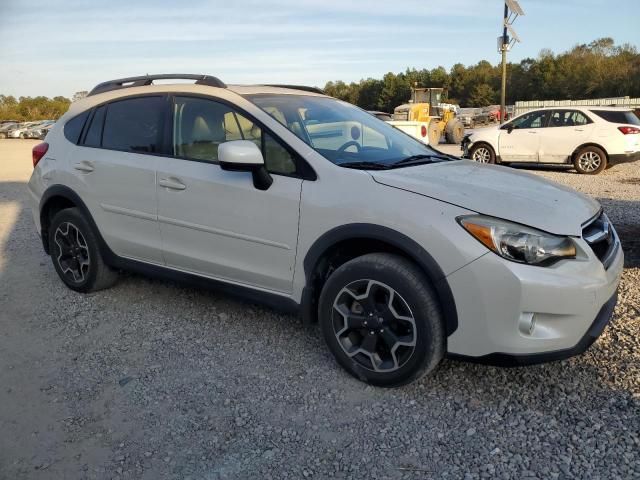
389,87,465,146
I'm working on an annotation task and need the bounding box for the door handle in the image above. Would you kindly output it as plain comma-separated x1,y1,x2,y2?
574,129,584,132
74,161,94,173
527,131,537,134
158,177,186,190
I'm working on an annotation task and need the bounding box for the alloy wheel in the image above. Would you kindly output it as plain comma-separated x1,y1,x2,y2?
331,279,417,372
472,147,491,163
54,222,91,283
578,151,602,172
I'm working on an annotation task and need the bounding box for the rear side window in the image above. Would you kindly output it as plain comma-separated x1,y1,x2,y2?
590,110,640,126
84,105,106,147
102,96,165,152
63,110,90,144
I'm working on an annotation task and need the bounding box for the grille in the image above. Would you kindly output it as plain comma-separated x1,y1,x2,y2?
582,212,619,269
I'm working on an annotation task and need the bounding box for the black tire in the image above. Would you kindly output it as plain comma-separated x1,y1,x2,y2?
318,253,445,387
469,143,496,164
49,207,118,293
445,119,465,144
573,146,607,175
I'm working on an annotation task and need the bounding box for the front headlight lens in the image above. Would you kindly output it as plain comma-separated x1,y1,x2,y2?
459,215,576,265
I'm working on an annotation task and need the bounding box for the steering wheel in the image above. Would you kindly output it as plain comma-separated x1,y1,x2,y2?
337,140,361,153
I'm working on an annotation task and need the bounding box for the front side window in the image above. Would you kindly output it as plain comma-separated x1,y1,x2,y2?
172,96,297,175
549,110,591,127
102,96,164,153
507,110,550,130
246,94,441,167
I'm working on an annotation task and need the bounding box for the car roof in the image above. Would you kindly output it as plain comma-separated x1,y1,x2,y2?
526,106,634,112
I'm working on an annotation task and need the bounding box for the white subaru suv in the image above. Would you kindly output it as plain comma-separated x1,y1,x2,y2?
462,106,640,174
28,74,623,386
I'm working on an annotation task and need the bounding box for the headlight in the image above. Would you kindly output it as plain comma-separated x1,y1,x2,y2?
458,215,576,266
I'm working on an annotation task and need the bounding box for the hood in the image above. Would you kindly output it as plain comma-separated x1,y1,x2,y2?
372,160,600,236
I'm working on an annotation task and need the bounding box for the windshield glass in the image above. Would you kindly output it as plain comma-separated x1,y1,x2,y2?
246,94,442,166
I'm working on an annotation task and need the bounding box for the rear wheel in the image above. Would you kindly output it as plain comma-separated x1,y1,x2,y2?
573,146,607,174
427,121,440,146
445,119,465,144
469,143,496,164
318,253,445,387
49,208,118,293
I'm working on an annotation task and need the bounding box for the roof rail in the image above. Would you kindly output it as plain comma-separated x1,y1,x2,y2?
88,74,227,96
261,84,325,95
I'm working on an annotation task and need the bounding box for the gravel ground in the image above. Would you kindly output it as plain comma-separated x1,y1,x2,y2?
1,139,639,480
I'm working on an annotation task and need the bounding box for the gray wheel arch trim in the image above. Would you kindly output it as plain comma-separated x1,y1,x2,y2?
301,223,458,336
39,185,116,261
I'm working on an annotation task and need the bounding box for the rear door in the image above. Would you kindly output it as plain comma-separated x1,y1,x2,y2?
538,110,595,163
70,95,165,263
156,95,304,293
498,110,550,162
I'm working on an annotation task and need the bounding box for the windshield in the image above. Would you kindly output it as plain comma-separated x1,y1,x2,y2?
246,94,442,167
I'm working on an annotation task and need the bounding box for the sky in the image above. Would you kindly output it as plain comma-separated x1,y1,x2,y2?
0,0,638,98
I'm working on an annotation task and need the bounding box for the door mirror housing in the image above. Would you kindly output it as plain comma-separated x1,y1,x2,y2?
502,123,514,133
219,140,273,190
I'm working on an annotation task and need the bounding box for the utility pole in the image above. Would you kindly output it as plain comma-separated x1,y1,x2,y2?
499,0,524,124
500,3,508,124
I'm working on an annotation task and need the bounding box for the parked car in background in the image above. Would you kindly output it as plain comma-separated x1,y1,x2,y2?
458,108,490,129
8,120,53,139
462,107,640,174
28,74,623,387
26,122,55,139
0,122,19,139
7,121,40,138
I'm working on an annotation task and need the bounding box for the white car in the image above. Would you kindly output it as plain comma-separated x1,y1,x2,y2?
462,107,640,174
28,74,623,387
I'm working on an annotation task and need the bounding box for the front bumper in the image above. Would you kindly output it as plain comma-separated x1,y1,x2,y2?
445,235,623,363
609,151,640,165
460,135,471,158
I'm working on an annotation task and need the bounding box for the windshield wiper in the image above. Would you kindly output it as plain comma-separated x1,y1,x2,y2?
338,161,392,170
391,154,450,168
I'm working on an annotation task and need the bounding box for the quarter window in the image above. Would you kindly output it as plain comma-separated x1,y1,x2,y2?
101,96,164,153
172,96,297,175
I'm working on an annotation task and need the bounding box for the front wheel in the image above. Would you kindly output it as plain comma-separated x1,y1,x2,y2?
318,253,445,387
469,143,496,164
573,146,607,174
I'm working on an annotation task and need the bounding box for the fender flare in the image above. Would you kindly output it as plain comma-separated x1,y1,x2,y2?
301,223,458,336
39,184,116,263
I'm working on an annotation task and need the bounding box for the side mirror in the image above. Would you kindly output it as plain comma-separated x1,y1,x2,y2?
501,124,514,133
219,140,273,191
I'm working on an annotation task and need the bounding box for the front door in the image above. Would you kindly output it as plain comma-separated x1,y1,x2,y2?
156,95,303,293
498,109,551,162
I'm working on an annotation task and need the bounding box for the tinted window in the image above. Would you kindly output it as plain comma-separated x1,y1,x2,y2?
173,96,297,175
590,110,640,126
84,105,105,147
548,110,592,127
63,110,90,144
102,96,164,152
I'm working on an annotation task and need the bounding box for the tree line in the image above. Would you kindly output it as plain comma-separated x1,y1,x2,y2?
0,95,71,121
323,38,640,112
